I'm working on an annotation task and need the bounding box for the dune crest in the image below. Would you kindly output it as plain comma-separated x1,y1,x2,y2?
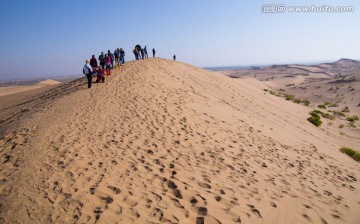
0,58,359,224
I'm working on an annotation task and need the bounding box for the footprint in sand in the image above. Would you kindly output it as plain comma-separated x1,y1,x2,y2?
198,182,211,189
107,185,121,194
198,207,208,216
190,197,198,206
215,195,222,202
94,207,103,221
196,217,205,224
247,204,262,218
302,214,312,222
102,196,113,204
270,201,277,208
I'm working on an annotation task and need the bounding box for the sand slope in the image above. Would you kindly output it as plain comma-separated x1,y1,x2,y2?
0,79,61,97
0,58,359,224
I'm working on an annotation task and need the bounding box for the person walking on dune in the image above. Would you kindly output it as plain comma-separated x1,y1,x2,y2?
173,54,176,61
152,48,156,58
83,59,93,89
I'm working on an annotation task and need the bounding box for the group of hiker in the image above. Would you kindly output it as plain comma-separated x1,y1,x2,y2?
83,48,126,88
133,44,156,60
83,45,176,89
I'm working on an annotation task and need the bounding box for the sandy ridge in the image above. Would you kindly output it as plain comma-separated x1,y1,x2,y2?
0,58,359,223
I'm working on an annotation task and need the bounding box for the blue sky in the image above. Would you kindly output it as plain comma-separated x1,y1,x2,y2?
0,0,359,79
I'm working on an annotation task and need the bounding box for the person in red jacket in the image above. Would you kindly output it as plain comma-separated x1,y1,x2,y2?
90,55,98,69
94,65,105,83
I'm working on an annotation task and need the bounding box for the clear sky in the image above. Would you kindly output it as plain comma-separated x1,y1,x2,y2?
0,0,359,80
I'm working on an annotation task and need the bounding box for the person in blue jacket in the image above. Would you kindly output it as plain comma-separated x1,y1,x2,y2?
83,59,93,88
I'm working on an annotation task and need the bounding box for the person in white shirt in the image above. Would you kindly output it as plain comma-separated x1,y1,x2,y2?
83,59,93,88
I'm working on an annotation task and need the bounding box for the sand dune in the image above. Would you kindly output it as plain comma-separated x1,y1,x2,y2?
0,58,359,223
220,59,360,140
0,79,61,97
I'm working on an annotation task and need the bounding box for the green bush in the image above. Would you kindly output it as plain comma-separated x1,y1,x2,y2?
318,104,327,109
339,124,344,128
339,147,360,162
310,110,321,118
293,98,301,104
349,122,356,128
322,113,335,120
270,91,277,96
342,106,350,113
302,100,310,106
332,111,346,117
347,115,359,122
308,116,322,126
285,94,294,101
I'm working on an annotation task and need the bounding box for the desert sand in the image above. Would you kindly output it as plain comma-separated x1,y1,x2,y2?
220,59,360,113
0,58,359,223
0,79,61,97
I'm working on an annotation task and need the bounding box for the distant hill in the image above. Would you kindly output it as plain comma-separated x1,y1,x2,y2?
318,58,360,72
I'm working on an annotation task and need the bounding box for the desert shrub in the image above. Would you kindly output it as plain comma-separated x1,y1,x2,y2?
310,110,321,117
284,94,294,101
347,115,359,122
328,103,338,107
303,99,310,106
293,98,301,104
264,89,277,96
332,111,346,117
270,91,277,96
308,111,322,126
349,122,356,128
308,116,322,126
318,104,327,109
324,102,332,105
322,113,335,120
339,124,344,128
310,110,334,120
342,106,350,113
339,147,360,162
